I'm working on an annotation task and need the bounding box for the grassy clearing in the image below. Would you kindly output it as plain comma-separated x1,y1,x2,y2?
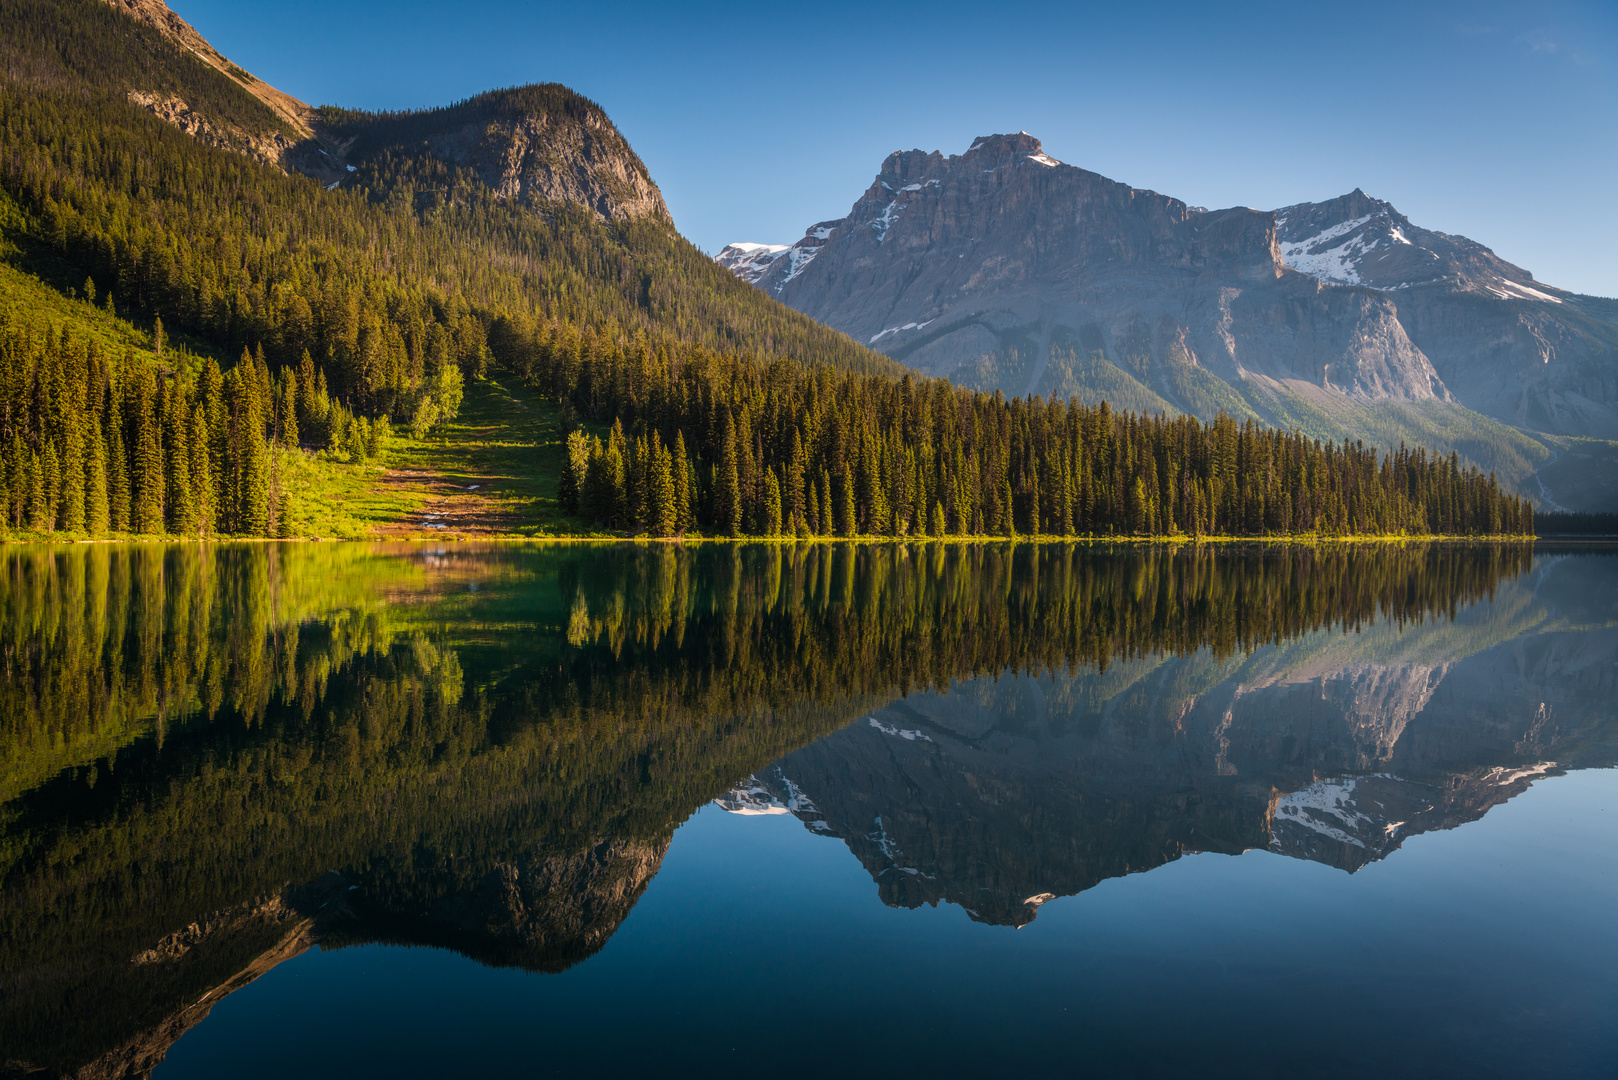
282,374,614,540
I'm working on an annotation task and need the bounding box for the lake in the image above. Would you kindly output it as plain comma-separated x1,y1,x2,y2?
1,541,1614,1079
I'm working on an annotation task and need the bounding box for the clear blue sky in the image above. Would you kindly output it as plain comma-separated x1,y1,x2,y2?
180,0,1617,297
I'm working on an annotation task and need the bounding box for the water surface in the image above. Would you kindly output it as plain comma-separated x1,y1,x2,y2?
1,542,1613,1078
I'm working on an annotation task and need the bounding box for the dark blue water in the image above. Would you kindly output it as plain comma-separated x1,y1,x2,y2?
153,769,1618,1079
2,542,1614,1079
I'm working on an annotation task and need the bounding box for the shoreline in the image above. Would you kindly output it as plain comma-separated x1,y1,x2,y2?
0,532,1551,546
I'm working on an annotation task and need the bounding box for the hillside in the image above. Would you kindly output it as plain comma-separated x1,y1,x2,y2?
720,133,1618,511
0,1,1533,541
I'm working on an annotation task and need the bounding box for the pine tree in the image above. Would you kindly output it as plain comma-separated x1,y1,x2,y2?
41,441,60,530
59,427,85,533
652,435,677,536
26,451,44,532
276,491,294,538
84,431,108,535
559,428,590,514
672,430,694,534
189,402,213,535
130,371,164,534
787,430,807,525
836,469,855,537
167,394,197,535
719,413,742,538
107,416,129,532
278,370,300,448
818,471,833,537
764,468,783,536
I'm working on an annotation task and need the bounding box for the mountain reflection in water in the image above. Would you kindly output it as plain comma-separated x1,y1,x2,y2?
0,541,1612,1079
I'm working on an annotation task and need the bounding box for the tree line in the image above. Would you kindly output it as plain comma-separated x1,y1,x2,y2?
0,310,455,536
505,325,1534,538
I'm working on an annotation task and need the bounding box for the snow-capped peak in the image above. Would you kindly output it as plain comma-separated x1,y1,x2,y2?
714,242,791,285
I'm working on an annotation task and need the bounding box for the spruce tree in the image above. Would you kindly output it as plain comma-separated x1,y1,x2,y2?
26,451,44,532
41,441,60,531
764,469,783,536
131,371,164,534
189,402,213,535
836,470,855,537
60,428,85,533
672,430,694,534
85,436,109,536
652,437,677,536
278,371,300,448
167,397,197,535
107,417,129,532
719,414,742,538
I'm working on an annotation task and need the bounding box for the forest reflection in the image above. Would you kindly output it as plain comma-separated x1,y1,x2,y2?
0,539,1557,1077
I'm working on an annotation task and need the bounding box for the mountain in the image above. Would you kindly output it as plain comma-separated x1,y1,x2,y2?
0,0,897,384
721,133,1618,509
1273,189,1618,440
714,241,790,280
95,0,669,221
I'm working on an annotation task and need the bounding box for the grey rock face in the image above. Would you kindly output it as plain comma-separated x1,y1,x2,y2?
722,133,1618,448
419,108,670,223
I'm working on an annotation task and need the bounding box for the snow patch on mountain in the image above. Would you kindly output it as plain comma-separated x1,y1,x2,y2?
714,242,789,285
870,320,933,344
869,717,933,742
713,776,793,816
871,199,903,242
1277,214,1375,285
1271,776,1375,848
1489,279,1563,304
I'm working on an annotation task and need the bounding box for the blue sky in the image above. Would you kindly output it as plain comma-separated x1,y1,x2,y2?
180,0,1616,296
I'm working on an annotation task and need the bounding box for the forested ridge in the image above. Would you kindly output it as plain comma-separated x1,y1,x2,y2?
0,0,1531,539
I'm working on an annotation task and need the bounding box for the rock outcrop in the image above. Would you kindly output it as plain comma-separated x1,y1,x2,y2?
96,1,671,222
357,88,672,222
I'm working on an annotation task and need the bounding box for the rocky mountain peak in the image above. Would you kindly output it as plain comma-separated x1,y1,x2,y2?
328,85,672,223
1274,188,1559,302
92,3,670,222
716,132,1618,451
959,130,1054,168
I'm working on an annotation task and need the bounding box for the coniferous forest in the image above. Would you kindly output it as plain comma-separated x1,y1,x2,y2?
0,0,1532,539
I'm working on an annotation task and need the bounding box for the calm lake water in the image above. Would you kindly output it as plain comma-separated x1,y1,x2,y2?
2,541,1615,1079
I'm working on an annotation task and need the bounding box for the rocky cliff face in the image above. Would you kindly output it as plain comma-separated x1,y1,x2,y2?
95,1,670,222
370,89,672,222
737,133,1450,404
1275,189,1618,439
722,133,1618,498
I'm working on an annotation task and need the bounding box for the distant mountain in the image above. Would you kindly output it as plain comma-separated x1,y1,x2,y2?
720,133,1618,508
714,241,789,280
